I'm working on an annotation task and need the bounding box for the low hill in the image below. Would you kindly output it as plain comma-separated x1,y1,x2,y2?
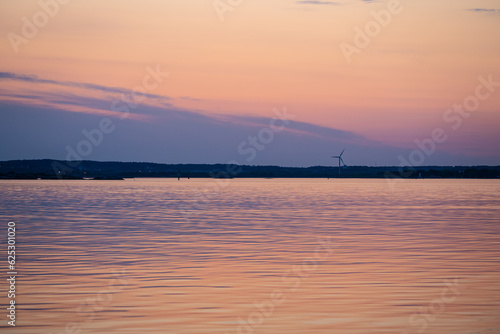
0,159,499,179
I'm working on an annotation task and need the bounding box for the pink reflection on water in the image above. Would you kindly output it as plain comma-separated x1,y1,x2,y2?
1,179,499,333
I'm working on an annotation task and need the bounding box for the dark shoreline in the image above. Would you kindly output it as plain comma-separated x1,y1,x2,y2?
1,159,499,180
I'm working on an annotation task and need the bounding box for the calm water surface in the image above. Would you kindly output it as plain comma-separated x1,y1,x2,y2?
0,179,499,333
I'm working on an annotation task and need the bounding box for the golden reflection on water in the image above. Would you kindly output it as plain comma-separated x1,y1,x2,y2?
1,179,499,333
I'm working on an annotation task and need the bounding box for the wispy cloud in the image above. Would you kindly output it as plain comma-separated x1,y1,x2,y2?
0,72,171,104
467,8,500,15
223,114,369,144
0,72,176,121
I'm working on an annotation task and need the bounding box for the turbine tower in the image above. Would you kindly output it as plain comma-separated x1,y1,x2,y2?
331,149,346,177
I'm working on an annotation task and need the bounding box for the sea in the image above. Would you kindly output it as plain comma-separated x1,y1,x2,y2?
0,178,499,333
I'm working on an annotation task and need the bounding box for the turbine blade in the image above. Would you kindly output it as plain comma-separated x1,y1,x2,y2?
340,149,345,157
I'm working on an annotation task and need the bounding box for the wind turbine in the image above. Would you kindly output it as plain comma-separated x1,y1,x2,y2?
331,149,346,177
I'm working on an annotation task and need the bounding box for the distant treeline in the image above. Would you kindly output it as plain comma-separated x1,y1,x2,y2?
0,159,499,180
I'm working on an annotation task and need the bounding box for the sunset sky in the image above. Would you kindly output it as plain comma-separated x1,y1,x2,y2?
1,0,499,166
